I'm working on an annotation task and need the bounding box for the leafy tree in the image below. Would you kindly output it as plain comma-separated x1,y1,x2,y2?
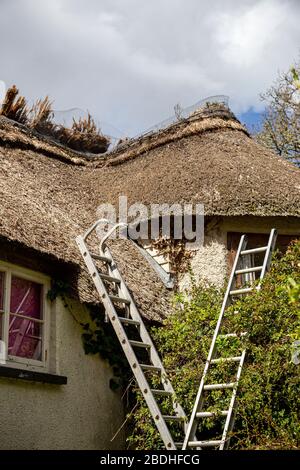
256,62,300,165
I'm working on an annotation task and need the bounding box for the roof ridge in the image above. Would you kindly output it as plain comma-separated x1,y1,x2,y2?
104,116,248,167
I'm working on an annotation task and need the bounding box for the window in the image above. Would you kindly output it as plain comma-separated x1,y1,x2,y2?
0,271,4,343
0,264,50,369
227,232,299,271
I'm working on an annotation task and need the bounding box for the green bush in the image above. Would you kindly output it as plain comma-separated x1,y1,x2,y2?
127,240,300,449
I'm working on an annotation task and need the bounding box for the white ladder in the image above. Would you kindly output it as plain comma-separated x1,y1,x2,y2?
182,228,277,450
76,219,187,450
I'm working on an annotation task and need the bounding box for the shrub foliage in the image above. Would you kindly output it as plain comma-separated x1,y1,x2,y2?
127,241,300,449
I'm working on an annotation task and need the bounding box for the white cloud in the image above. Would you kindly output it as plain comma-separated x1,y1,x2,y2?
0,0,299,135
213,1,289,67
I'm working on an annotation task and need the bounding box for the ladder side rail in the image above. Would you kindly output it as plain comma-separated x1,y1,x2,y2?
82,218,113,242
82,218,125,243
258,229,278,284
182,234,248,449
105,245,187,423
99,223,127,256
83,218,173,288
220,229,277,449
219,349,246,450
76,236,178,449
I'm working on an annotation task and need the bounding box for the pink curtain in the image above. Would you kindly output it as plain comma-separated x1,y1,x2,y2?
9,276,42,360
0,272,4,341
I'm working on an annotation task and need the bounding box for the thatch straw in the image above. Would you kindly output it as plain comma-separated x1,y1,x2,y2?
0,116,170,321
0,107,299,321
1,85,109,154
29,96,54,134
55,113,110,154
28,98,109,154
107,114,247,167
0,85,28,124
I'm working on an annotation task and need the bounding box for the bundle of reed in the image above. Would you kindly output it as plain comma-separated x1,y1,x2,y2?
55,113,110,153
1,85,109,154
0,85,28,124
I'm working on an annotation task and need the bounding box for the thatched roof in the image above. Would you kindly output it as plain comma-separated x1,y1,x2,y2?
0,107,299,320
0,117,170,322
92,107,300,217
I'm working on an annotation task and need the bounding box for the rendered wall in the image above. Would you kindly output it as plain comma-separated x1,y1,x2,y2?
0,296,125,450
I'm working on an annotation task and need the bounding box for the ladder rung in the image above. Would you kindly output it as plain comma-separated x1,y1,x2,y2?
188,440,224,448
90,252,112,263
109,295,131,305
181,231,276,451
119,317,140,326
230,287,253,296
241,246,268,255
162,415,185,422
219,332,247,339
151,389,172,396
175,442,183,448
211,356,242,364
129,340,151,349
99,273,121,284
196,410,228,418
140,364,161,373
235,265,263,275
203,382,237,391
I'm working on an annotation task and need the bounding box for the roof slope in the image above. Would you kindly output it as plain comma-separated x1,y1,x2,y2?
0,117,170,322
0,108,299,320
89,108,300,217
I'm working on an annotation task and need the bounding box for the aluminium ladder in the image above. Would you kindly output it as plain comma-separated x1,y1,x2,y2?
182,228,277,450
76,219,187,450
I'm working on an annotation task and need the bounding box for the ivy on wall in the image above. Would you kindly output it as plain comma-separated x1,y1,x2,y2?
47,279,70,302
81,306,131,390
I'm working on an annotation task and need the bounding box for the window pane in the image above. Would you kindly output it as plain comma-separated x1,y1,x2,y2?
9,276,43,360
0,273,4,342
0,271,4,312
0,313,3,341
10,276,42,320
8,316,42,360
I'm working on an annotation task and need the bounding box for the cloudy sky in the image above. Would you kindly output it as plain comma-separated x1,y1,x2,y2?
0,0,299,137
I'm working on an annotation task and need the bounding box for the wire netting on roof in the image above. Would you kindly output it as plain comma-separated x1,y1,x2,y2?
135,95,229,138
107,95,230,152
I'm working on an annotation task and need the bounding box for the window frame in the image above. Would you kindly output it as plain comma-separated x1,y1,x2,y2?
227,232,299,270
0,261,50,371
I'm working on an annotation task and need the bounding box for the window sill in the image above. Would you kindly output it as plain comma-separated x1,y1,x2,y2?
0,365,67,385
